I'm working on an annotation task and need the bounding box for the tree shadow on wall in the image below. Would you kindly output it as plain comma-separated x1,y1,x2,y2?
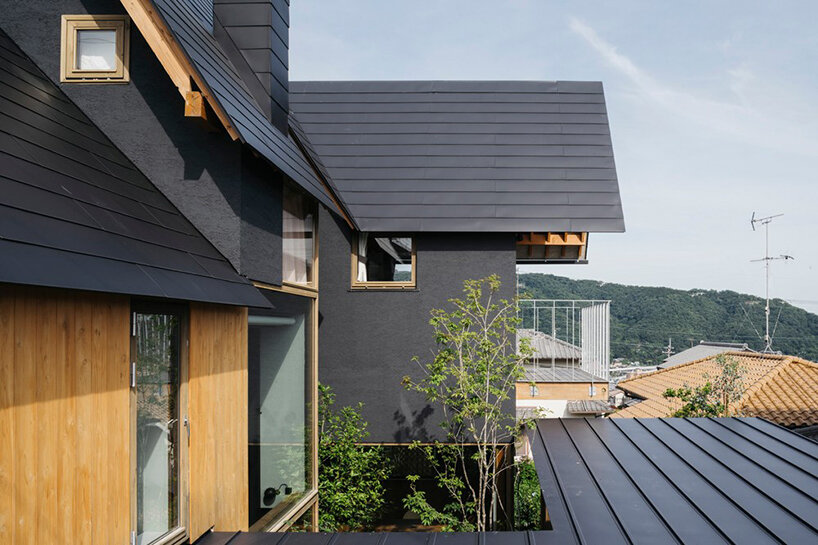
392,405,434,443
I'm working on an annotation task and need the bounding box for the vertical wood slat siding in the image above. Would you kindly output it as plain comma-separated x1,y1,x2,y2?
0,286,130,545
188,303,249,541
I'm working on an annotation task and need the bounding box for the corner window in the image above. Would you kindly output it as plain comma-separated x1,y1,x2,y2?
61,15,130,83
248,292,316,529
351,234,415,289
282,185,317,287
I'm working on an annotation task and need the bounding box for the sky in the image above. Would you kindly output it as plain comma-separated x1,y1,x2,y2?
289,1,818,315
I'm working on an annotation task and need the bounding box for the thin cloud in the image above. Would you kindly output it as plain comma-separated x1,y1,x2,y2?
568,17,818,157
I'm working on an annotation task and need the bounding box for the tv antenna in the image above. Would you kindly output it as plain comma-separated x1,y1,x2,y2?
750,213,794,353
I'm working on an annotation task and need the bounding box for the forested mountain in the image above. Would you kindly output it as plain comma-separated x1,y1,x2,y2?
517,274,818,365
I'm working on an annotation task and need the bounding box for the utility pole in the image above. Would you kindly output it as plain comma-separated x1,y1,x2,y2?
662,338,674,359
750,213,794,353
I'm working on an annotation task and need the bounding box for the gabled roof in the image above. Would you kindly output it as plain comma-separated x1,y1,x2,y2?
613,351,818,427
0,28,269,307
289,80,625,232
659,341,753,369
144,0,346,218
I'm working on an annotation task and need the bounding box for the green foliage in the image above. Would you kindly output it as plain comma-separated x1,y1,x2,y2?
663,354,746,417
663,383,724,417
518,273,818,364
403,275,531,531
317,384,390,531
514,460,543,530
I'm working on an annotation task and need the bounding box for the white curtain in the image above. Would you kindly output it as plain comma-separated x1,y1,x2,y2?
356,233,368,282
283,189,309,284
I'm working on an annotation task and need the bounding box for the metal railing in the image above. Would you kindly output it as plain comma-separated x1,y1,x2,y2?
518,299,611,381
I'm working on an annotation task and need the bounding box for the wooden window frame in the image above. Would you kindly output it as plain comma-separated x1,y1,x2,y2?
282,184,319,292
129,302,190,545
61,15,130,83
350,233,416,290
247,284,319,532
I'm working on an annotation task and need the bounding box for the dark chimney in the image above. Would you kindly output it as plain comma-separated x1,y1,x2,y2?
212,0,289,133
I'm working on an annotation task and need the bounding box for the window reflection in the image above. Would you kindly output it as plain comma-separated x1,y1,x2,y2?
248,292,314,528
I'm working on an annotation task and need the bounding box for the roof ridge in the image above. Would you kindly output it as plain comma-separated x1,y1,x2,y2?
619,351,789,390
736,356,793,412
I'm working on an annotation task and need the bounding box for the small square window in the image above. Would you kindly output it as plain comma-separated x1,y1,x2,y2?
530,384,539,397
61,15,130,83
351,233,415,289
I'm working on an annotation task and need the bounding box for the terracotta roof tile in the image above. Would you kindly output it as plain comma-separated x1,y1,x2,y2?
612,352,818,428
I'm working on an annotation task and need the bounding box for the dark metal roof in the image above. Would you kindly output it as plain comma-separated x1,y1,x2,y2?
0,28,269,308
149,0,343,215
532,417,818,544
196,531,561,544
195,418,818,544
289,81,625,233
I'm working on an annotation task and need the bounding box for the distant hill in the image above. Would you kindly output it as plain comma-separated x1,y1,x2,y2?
517,274,818,365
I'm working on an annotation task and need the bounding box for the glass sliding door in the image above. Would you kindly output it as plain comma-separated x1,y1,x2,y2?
248,292,315,529
134,311,183,544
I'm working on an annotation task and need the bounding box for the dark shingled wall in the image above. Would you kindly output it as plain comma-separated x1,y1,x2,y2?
317,207,518,442
0,0,286,286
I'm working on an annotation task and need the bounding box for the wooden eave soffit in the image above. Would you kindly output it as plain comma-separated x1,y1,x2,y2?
516,232,589,261
119,0,239,139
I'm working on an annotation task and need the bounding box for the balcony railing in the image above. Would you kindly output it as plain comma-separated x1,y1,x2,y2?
518,299,611,381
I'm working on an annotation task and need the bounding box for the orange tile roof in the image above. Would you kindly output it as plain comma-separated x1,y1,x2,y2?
611,351,818,428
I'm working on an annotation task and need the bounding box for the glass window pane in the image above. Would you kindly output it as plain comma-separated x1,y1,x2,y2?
282,186,315,285
135,313,180,545
76,29,117,71
356,234,413,282
248,292,314,528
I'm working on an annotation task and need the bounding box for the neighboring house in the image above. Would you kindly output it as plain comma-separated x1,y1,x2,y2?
613,351,818,438
659,340,754,369
516,365,610,419
0,1,625,543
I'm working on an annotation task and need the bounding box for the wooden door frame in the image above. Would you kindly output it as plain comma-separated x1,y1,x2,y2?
130,301,190,545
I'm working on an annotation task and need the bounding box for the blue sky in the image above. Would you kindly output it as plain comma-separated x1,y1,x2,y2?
290,1,818,316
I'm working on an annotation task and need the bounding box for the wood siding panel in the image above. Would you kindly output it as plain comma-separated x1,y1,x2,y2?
0,285,129,545
188,303,249,541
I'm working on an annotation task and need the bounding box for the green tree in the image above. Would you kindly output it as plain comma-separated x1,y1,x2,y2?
317,384,390,531
514,460,543,530
402,275,533,531
663,354,746,417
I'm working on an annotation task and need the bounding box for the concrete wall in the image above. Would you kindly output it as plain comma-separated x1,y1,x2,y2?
0,0,285,285
317,209,518,442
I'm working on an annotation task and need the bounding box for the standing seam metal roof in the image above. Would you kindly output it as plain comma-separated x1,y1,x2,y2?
532,417,818,544
0,27,269,307
289,80,625,233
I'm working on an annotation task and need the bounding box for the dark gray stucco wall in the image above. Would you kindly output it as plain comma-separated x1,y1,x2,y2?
318,208,518,442
0,0,285,285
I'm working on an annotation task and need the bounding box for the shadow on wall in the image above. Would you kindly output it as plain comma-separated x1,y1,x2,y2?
392,405,435,443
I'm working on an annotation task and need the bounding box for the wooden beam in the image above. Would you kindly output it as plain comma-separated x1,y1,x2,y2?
184,91,206,120
119,0,240,140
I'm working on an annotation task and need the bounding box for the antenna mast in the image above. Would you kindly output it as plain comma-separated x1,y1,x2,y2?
750,213,793,353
